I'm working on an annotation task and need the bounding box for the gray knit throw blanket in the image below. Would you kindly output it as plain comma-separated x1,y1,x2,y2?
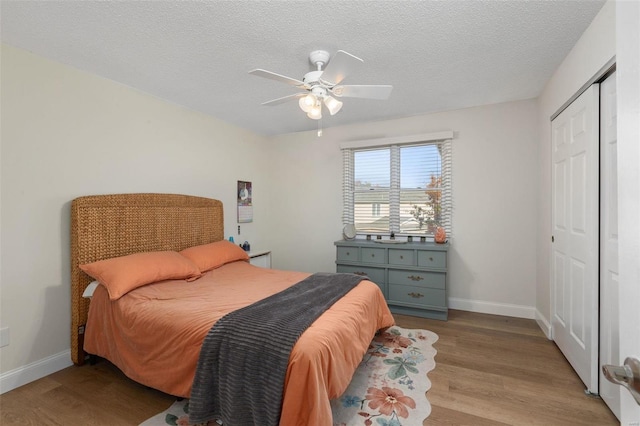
188,272,366,426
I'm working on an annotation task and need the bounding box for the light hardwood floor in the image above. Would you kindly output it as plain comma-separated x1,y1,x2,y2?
0,310,618,425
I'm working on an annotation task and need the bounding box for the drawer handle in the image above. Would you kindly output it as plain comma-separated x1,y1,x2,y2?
429,257,433,261
371,254,375,257
353,271,367,276
400,255,404,259
408,292,424,298
407,275,424,281
346,252,350,256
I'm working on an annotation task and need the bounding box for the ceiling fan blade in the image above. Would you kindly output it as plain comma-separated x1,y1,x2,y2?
332,85,393,100
261,93,306,106
320,50,364,86
249,69,305,87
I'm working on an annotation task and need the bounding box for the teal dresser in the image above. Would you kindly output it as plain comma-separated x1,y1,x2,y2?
335,240,449,320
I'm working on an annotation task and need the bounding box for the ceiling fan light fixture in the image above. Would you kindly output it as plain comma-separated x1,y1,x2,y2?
250,50,393,124
307,103,322,120
298,94,316,113
324,96,343,115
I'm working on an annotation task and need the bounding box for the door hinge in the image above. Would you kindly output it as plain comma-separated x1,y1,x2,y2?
551,235,555,243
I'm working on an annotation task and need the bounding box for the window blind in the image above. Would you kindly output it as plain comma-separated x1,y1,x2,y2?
342,134,452,237
342,149,354,225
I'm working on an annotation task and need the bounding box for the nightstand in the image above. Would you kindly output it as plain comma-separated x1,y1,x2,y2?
248,250,271,268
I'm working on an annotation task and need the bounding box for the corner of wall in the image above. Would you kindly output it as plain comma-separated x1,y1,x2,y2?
535,310,553,339
535,0,615,332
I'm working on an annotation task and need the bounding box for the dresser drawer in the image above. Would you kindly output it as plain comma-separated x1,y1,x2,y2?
388,284,446,308
388,269,445,289
417,250,447,269
388,249,414,266
337,265,385,294
361,247,386,264
337,246,359,262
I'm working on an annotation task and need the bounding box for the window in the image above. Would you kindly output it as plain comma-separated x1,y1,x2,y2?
342,134,452,237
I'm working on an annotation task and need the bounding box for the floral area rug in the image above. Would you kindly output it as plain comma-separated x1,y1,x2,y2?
140,326,437,426
331,326,438,426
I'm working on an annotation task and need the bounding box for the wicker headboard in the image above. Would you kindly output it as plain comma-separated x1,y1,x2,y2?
70,193,224,365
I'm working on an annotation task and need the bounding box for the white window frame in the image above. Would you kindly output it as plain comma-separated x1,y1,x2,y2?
341,131,453,237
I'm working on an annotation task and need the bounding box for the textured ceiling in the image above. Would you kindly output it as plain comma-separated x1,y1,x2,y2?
1,0,605,136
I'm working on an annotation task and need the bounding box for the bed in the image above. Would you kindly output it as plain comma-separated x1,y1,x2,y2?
70,193,394,425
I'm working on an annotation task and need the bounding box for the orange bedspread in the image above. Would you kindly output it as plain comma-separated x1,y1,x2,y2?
84,261,394,425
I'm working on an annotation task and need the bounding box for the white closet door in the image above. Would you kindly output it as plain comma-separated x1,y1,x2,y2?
551,84,600,393
599,72,620,419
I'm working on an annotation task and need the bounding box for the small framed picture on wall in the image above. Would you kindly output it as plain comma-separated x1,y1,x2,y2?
237,180,253,223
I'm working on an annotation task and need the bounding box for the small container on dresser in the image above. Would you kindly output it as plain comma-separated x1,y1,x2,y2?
335,239,449,320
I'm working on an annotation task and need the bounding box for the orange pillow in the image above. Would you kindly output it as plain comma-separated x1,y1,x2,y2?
79,251,202,300
180,240,249,273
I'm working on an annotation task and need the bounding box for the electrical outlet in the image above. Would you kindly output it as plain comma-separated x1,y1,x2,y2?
0,327,9,348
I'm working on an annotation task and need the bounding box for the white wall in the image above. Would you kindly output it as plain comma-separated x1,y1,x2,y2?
616,1,640,421
0,45,272,383
268,99,539,319
535,1,615,335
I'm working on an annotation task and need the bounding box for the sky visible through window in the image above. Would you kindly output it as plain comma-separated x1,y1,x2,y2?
354,144,441,189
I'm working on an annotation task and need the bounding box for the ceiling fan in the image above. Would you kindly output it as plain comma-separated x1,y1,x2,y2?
249,50,393,121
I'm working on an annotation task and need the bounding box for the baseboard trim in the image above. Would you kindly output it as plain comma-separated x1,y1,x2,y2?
535,310,553,339
0,350,72,394
448,297,536,319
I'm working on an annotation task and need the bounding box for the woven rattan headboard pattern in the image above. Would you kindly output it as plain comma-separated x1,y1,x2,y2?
70,193,224,365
